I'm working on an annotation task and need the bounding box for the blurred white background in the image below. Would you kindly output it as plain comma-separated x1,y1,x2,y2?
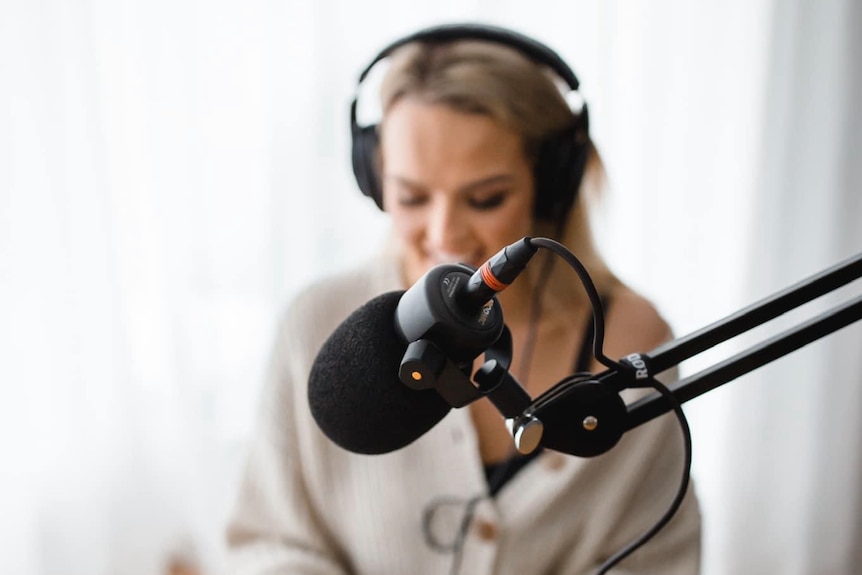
1,1,860,574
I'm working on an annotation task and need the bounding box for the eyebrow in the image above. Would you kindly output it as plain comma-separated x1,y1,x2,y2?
387,173,516,195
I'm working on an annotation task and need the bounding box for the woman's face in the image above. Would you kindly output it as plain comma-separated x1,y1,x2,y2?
380,98,536,286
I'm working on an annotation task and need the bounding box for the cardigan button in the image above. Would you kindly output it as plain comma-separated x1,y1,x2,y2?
543,452,566,471
474,519,498,541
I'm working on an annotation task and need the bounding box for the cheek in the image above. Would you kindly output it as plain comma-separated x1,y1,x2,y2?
388,206,423,244
486,204,534,240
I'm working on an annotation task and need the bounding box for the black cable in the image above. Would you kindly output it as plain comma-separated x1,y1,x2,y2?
595,377,693,574
527,237,694,572
421,494,484,575
527,237,625,371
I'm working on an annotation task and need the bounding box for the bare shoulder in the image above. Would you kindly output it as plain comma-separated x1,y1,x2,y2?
602,286,674,360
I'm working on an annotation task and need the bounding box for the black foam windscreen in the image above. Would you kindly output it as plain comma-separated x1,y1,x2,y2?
308,290,453,454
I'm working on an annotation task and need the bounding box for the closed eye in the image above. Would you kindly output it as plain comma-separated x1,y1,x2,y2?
468,192,507,211
397,193,428,207
388,179,429,207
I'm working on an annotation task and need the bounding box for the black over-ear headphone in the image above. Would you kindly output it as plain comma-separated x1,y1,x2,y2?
350,23,591,223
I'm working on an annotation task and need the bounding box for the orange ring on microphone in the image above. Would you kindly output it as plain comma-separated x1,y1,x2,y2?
479,263,509,292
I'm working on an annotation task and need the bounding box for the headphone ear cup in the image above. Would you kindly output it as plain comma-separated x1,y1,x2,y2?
533,126,589,222
352,123,384,209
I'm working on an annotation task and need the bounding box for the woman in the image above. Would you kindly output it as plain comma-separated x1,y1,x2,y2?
226,24,701,574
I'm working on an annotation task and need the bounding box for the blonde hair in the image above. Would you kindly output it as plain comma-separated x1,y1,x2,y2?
379,39,620,306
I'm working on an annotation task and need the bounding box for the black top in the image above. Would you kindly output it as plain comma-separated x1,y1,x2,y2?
484,295,610,495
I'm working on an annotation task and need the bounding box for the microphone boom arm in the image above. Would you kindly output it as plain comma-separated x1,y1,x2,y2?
627,292,862,431
520,251,862,457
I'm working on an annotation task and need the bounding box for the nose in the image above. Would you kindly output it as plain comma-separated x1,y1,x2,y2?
425,197,469,257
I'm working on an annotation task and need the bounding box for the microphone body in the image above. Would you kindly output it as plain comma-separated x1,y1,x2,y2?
309,238,538,455
396,263,504,364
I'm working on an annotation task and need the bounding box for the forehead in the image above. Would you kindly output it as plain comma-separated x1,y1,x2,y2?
380,99,528,187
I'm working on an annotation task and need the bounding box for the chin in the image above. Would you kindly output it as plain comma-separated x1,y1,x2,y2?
431,251,485,268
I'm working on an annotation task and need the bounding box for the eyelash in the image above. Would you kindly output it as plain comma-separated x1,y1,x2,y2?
397,195,427,207
398,192,508,211
468,193,506,211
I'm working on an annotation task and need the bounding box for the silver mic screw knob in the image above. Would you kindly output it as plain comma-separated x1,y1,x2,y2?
509,415,544,454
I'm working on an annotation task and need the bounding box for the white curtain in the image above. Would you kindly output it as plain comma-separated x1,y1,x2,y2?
706,0,862,573
1,1,859,574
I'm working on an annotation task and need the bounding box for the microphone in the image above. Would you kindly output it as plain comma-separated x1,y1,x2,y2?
308,238,538,454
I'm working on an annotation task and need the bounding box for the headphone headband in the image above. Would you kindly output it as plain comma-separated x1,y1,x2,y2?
357,23,580,91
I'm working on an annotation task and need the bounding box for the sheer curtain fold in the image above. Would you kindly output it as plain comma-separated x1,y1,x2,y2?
1,1,859,574
713,0,862,573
